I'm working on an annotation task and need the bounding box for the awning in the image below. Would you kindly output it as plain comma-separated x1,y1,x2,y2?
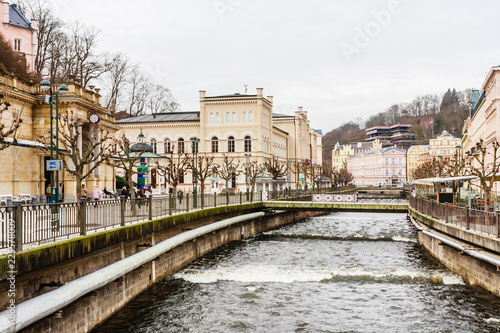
412,175,478,186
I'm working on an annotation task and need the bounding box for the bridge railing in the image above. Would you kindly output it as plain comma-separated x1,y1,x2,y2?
1,192,267,251
409,196,500,237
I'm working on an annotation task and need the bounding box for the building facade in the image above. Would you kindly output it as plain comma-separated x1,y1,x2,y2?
347,147,407,186
117,88,323,194
428,130,461,159
0,1,37,73
0,74,117,200
407,145,429,181
331,139,382,171
365,124,415,150
466,65,500,196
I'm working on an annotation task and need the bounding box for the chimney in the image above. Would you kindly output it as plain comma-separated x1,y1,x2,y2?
3,2,10,24
298,106,303,112
267,96,273,104
256,88,263,97
199,90,206,100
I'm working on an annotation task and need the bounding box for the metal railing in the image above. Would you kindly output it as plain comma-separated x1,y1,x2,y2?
410,196,500,238
0,186,368,251
1,192,265,251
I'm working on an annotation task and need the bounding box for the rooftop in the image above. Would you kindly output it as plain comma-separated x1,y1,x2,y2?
116,112,200,124
8,4,32,29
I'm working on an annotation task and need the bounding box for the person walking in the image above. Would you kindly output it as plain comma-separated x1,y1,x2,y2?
92,185,101,201
46,184,52,203
81,184,87,201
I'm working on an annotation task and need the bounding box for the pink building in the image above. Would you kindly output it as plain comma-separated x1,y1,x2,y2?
347,147,407,186
0,1,37,73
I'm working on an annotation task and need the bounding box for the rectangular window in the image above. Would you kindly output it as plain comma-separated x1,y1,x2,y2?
13,39,22,52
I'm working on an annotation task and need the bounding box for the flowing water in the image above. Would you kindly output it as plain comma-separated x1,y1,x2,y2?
93,212,500,332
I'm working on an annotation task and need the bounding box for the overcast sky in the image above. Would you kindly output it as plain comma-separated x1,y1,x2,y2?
53,0,500,133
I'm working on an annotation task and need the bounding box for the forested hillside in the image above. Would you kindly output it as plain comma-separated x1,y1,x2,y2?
322,88,471,161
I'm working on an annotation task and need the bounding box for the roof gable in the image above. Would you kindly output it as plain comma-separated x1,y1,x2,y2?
9,4,31,29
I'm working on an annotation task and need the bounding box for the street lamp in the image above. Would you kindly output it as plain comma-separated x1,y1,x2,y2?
190,137,199,208
40,80,69,204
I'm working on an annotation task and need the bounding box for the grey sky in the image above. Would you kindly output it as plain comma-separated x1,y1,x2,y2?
54,0,500,133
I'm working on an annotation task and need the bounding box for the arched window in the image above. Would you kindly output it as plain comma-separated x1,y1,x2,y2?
150,139,157,153
210,113,214,122
226,112,230,121
242,112,247,121
216,113,220,122
178,138,185,153
212,137,219,153
244,136,251,152
232,112,236,121
249,111,253,121
228,136,235,153
164,139,171,153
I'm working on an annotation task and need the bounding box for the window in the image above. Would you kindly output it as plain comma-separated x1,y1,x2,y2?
392,158,395,165
210,113,214,122
178,138,185,153
13,39,22,52
228,136,235,152
385,158,388,165
179,173,184,184
212,137,218,153
244,136,251,152
150,139,157,153
232,112,236,121
392,169,396,175
226,112,230,121
164,139,171,153
398,169,403,176
216,113,220,122
249,111,253,121
242,112,247,121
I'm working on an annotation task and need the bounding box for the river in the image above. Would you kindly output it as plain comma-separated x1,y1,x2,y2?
93,212,500,332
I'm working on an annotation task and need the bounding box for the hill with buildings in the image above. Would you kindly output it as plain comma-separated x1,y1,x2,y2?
323,88,471,162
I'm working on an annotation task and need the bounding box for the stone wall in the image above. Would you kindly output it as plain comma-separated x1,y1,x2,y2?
1,206,321,332
411,208,500,297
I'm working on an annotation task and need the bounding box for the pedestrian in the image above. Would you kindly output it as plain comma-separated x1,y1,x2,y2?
46,183,52,203
81,184,87,201
145,186,152,198
178,189,183,204
120,186,128,198
103,186,112,198
92,185,101,201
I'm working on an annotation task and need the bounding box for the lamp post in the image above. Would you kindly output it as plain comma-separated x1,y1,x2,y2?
245,153,251,200
190,137,199,208
40,80,69,204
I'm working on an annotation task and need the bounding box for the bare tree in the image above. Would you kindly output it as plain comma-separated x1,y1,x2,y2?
147,85,180,113
215,154,240,191
193,154,215,206
18,0,64,78
38,111,113,201
66,23,110,87
103,53,131,112
0,95,23,151
156,151,191,196
109,133,142,200
466,139,500,211
127,66,150,116
264,156,287,196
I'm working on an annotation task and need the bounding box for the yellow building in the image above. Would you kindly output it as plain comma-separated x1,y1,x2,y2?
0,75,117,201
429,130,462,159
117,88,323,193
406,145,429,181
332,139,382,171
